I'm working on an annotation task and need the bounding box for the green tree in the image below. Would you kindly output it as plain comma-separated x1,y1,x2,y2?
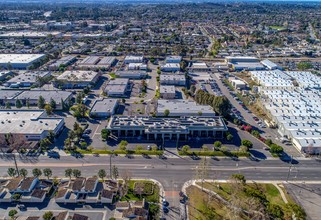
268,204,284,219
231,174,246,184
241,139,253,148
239,145,249,152
72,169,81,178
50,98,56,109
32,168,42,178
135,145,143,152
8,209,17,219
43,168,52,179
98,169,107,181
19,168,28,178
265,139,273,147
26,98,30,108
214,141,222,148
15,99,22,108
226,134,233,141
40,138,51,151
5,101,11,109
43,211,53,220
270,144,284,155
65,168,73,180
119,140,128,151
7,168,17,177
181,145,190,154
164,109,170,117
101,129,110,140
38,96,46,109
44,104,53,115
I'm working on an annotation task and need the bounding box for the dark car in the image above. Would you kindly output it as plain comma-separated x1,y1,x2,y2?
48,151,60,159
162,206,169,213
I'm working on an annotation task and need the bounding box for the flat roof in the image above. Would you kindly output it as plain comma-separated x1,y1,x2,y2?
0,31,60,38
160,85,175,94
157,99,215,115
90,99,118,114
79,56,100,65
0,54,45,64
0,110,63,135
57,70,99,82
7,71,50,84
0,90,23,99
15,90,72,102
160,74,185,81
108,116,227,132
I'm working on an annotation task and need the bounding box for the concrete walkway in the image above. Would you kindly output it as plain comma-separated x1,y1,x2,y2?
273,183,288,204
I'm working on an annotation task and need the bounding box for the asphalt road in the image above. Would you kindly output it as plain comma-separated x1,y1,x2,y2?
1,155,321,190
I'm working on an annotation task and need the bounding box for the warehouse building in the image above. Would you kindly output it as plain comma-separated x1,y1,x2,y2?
14,90,72,110
261,59,282,70
0,110,64,141
107,116,228,141
105,78,130,97
165,56,182,63
160,63,180,72
225,56,265,71
4,71,51,88
0,54,46,70
188,62,210,72
156,99,215,117
160,74,186,86
55,70,100,89
89,99,118,118
77,56,116,70
49,55,77,70
124,55,143,64
115,70,147,79
160,85,176,99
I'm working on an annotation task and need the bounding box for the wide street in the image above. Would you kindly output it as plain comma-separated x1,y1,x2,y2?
1,154,321,189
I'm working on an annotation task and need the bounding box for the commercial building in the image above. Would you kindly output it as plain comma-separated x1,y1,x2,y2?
0,110,64,141
0,31,61,38
160,74,186,86
188,62,210,72
230,79,246,90
160,85,176,99
225,56,265,71
256,69,321,153
107,116,227,141
77,56,116,70
4,71,51,88
250,70,294,90
160,63,180,72
128,63,147,70
48,55,77,70
261,59,282,70
0,54,46,70
165,56,182,63
55,70,100,89
115,70,147,79
89,99,118,118
13,90,72,110
0,90,22,106
105,78,130,97
156,99,215,117
124,55,143,64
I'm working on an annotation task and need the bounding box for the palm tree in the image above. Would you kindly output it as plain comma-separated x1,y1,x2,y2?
19,168,28,178
7,168,17,177
65,168,73,180
43,168,52,180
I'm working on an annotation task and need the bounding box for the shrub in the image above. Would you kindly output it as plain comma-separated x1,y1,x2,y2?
270,144,283,155
241,140,253,148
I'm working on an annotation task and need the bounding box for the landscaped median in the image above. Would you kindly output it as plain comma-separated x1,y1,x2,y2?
67,149,164,156
178,149,250,157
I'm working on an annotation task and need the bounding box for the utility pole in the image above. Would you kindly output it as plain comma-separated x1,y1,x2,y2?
12,154,19,176
286,155,293,182
110,150,114,179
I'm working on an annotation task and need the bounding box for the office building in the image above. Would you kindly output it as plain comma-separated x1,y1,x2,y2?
107,116,228,141
89,99,118,118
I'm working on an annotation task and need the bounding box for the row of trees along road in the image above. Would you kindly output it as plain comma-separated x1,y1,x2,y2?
194,89,231,117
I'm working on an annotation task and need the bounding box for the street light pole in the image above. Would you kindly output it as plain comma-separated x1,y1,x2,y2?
110,150,114,179
286,155,293,182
